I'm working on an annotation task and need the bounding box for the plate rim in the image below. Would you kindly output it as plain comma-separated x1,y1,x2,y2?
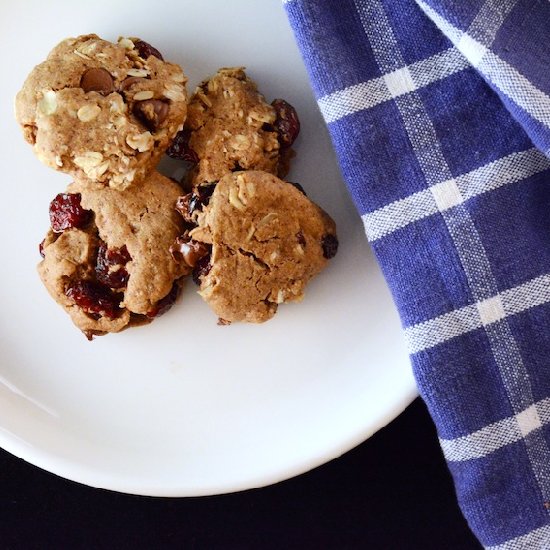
0,384,417,496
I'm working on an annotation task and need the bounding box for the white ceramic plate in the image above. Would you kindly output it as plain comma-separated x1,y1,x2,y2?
0,0,416,496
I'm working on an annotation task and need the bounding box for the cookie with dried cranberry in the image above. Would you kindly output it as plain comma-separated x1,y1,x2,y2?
15,34,187,189
176,170,337,323
38,171,189,338
168,67,299,187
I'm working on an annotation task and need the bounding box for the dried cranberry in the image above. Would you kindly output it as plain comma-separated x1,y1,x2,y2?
49,193,92,233
321,234,339,259
134,39,164,61
146,282,180,318
271,99,300,148
196,183,216,206
166,130,199,163
39,239,46,258
175,183,216,222
288,181,307,195
66,280,122,319
96,242,132,289
192,253,212,285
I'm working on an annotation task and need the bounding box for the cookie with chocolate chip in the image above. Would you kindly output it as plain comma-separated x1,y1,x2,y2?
15,34,187,189
168,67,299,187
38,171,189,338
174,171,337,323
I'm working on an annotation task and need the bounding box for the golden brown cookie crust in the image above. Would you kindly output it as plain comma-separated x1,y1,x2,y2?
185,68,288,186
16,34,187,189
38,171,188,337
189,171,337,323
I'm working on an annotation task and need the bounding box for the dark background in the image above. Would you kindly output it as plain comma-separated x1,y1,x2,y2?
0,398,481,549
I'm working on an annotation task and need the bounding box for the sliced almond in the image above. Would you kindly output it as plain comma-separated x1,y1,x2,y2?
164,83,185,102
126,131,153,152
229,186,246,211
133,90,154,101
126,68,149,78
246,225,256,242
118,37,135,50
171,70,185,83
257,212,278,227
276,290,286,304
74,151,104,169
77,104,101,122
37,90,57,116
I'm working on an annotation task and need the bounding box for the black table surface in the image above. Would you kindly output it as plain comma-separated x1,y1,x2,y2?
1,398,481,549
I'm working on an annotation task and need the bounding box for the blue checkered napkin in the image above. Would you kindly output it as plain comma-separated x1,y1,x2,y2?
284,0,550,548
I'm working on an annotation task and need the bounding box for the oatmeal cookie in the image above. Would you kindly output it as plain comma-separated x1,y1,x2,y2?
167,67,299,187
16,34,187,189
38,171,188,338
172,171,337,323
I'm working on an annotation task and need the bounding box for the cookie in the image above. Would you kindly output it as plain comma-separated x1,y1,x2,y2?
16,34,187,189
38,171,188,338
167,67,299,187
172,171,337,323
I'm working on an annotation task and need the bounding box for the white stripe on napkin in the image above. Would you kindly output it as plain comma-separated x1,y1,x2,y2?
467,0,518,46
440,397,550,461
318,46,469,123
486,524,550,550
404,274,550,353
362,148,550,241
318,0,518,125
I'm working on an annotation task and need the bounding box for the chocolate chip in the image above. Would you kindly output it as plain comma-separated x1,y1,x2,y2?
134,40,164,61
175,193,194,223
321,234,339,259
80,68,114,95
170,236,209,268
133,99,169,131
